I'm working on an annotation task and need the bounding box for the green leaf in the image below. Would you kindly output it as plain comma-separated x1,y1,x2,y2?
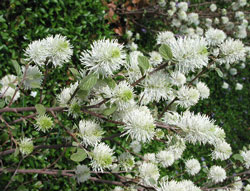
232,154,244,162
11,60,22,76
215,68,223,78
35,104,46,116
103,104,117,116
80,73,98,91
138,55,150,75
69,68,80,77
103,77,116,89
70,148,87,162
159,44,173,60
14,148,19,157
77,89,89,100
30,81,41,89
0,99,5,109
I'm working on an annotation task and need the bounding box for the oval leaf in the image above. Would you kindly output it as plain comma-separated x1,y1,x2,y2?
159,44,173,60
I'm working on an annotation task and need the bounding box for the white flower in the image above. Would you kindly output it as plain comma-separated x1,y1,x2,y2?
118,153,135,171
177,111,225,145
123,106,155,142
125,51,144,82
176,86,200,108
130,141,141,153
24,39,48,66
22,65,43,89
156,31,175,45
35,115,54,133
208,166,226,183
126,30,133,39
196,82,210,99
46,34,73,67
222,82,229,89
0,74,20,103
158,180,201,191
238,0,247,7
157,150,175,167
149,51,163,66
214,18,220,25
129,42,138,51
235,83,243,90
168,37,208,73
102,81,135,111
221,17,229,25
205,28,226,46
78,120,104,146
210,4,217,12
185,159,201,175
178,10,187,21
166,135,186,160
196,27,204,36
232,177,243,190
188,13,199,26
139,162,159,186
205,18,212,28
241,150,250,168
140,71,172,105
75,165,91,183
178,2,188,12
114,187,124,191
90,143,114,172
235,11,244,20
163,111,180,126
80,39,126,77
30,91,37,97
19,137,34,155
170,71,186,87
245,184,250,191
218,39,246,64
212,141,232,160
144,153,156,163
57,82,78,106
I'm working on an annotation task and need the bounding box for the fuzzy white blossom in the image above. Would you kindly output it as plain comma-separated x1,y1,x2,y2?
218,39,246,64
178,2,188,12
139,162,159,186
170,71,186,86
210,4,217,12
90,143,114,172
222,82,229,89
157,150,175,167
196,82,210,99
176,86,200,108
144,153,156,163
235,83,243,90
208,165,226,183
57,82,78,106
156,31,175,45
140,71,172,105
212,141,232,160
149,51,163,66
241,150,250,168
123,106,155,142
80,39,125,77
19,137,34,155
46,34,73,67
35,115,54,133
22,65,43,89
0,74,20,103
177,111,225,145
221,16,229,25
78,120,104,146
24,39,48,66
168,37,208,73
188,13,199,25
130,141,141,153
118,153,135,171
102,81,135,111
75,165,91,183
158,180,201,191
185,159,201,175
205,28,226,46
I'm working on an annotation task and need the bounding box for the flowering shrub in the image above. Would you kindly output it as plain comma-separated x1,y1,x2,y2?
0,27,249,190
110,0,249,91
